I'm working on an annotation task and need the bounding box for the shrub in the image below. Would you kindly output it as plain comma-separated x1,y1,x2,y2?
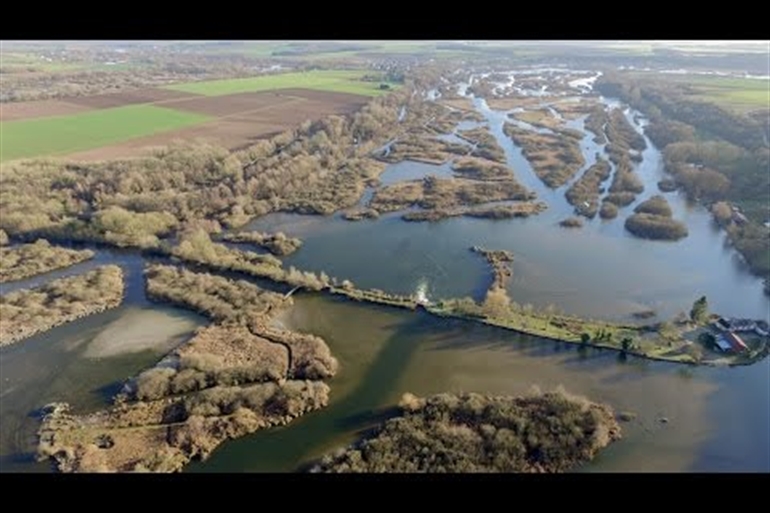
625,213,688,241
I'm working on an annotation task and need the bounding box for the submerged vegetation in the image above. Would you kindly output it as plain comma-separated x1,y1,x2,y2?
0,265,124,347
312,389,621,473
0,239,95,283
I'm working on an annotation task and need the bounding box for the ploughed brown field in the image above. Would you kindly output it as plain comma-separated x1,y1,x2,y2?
0,99,93,122
0,87,200,121
3,87,370,161
63,88,201,109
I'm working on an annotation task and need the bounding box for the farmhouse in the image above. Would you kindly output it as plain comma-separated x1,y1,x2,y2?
713,336,733,352
713,317,760,334
719,332,749,353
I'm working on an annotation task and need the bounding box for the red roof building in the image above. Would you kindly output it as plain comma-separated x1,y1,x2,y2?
722,332,749,352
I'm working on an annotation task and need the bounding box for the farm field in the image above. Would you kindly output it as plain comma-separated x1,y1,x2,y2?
648,73,770,113
1,69,384,162
689,78,769,113
65,88,369,161
164,70,396,97
0,87,199,122
0,105,210,162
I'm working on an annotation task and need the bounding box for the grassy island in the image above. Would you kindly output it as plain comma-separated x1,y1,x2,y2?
311,389,621,473
402,202,546,223
565,158,612,219
0,239,95,283
559,217,584,228
503,123,585,188
625,196,688,241
370,175,535,215
0,265,124,347
451,156,514,181
220,231,302,256
455,128,507,163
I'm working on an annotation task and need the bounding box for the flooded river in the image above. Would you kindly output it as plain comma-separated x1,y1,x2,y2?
1,68,768,473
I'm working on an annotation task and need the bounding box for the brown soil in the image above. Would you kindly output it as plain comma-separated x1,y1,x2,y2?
1,88,201,121
64,88,201,109
0,99,91,122
65,88,369,161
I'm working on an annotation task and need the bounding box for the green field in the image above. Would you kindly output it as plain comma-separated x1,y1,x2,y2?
685,76,769,113
0,105,210,162
164,70,396,97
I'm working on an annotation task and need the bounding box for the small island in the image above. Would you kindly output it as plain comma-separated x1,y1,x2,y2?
311,389,621,473
369,174,538,222
559,217,584,229
220,231,302,256
625,195,688,241
0,265,124,347
503,123,585,188
0,239,95,283
565,158,612,219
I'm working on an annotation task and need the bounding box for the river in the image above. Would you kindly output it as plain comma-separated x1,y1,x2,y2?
0,250,207,472
0,68,768,473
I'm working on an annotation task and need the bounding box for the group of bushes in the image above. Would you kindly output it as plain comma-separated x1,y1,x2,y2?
503,123,585,188
165,229,333,292
1,86,415,252
220,230,302,256
564,157,612,219
0,239,94,282
0,265,124,346
370,175,534,215
624,195,688,241
144,264,284,323
451,157,514,181
311,390,621,473
455,127,507,163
